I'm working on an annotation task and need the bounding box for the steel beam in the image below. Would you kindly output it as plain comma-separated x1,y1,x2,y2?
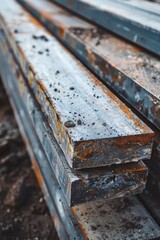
15,0,160,204
0,0,154,170
17,0,160,131
1,46,160,240
0,30,149,206
0,50,84,240
48,0,160,56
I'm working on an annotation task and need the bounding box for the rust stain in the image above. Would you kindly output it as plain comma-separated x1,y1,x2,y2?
27,12,44,29
114,134,154,147
86,47,95,65
58,25,65,39
32,158,44,187
71,208,90,240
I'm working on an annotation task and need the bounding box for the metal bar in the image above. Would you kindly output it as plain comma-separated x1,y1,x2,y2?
17,0,160,196
48,0,160,56
1,43,160,240
0,51,84,240
17,0,160,131
0,30,148,206
0,0,154,170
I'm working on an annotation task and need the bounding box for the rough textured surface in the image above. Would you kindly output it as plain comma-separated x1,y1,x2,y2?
0,80,59,240
0,30,149,207
0,0,154,169
1,75,160,240
1,1,160,239
49,0,160,55
73,196,160,240
19,0,160,131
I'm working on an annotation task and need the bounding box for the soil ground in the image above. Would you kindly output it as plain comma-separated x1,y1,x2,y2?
0,79,59,240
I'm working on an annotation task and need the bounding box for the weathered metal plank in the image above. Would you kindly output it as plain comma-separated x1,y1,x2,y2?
0,0,154,170
73,196,160,240
0,55,84,240
48,0,160,56
1,49,160,240
1,1,153,168
17,0,160,131
0,30,149,206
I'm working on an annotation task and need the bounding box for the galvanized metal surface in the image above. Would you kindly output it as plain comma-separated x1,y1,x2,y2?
17,0,160,131
48,0,160,56
1,41,160,240
0,30,149,206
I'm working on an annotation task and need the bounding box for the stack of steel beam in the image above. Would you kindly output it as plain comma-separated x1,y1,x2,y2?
50,0,160,56
0,0,160,239
16,0,160,227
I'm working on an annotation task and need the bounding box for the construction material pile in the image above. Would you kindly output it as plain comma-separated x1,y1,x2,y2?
0,0,160,239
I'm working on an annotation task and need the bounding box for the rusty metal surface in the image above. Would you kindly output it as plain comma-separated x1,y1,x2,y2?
1,2,153,172
48,0,160,56
0,55,84,240
0,30,149,207
17,0,160,132
0,0,155,170
1,45,160,240
73,196,160,240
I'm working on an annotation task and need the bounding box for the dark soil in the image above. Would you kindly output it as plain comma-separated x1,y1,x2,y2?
0,79,59,240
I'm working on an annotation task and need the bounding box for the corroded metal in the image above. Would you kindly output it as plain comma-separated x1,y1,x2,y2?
0,30,149,206
1,44,160,240
48,0,160,56
0,54,84,240
0,0,154,170
17,0,160,131
73,196,160,240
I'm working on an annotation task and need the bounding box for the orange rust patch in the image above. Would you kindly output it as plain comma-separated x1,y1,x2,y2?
86,47,95,65
72,208,89,240
32,159,44,187
27,12,44,29
58,25,66,39
115,134,154,147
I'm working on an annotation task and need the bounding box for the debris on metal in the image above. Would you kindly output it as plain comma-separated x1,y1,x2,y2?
0,29,148,206
0,0,154,170
18,0,160,131
49,0,160,56
0,0,160,239
1,46,160,239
